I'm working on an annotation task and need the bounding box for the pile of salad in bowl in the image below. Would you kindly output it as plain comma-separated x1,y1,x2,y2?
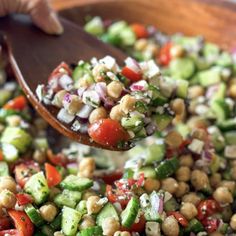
0,16,236,236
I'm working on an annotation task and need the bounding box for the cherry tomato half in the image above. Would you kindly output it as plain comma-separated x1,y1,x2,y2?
3,96,27,111
197,199,221,220
88,119,129,147
131,24,149,39
45,163,62,187
121,66,142,83
16,193,33,206
158,42,172,66
167,211,188,227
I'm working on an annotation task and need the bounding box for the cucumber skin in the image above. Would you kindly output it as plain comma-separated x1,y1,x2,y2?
24,204,45,227
121,197,140,228
0,161,9,176
80,226,103,236
60,175,93,191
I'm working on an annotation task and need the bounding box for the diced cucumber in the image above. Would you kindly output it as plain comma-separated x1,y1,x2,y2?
33,138,48,151
24,204,45,227
155,156,179,179
76,200,87,215
144,191,163,222
198,67,222,87
100,33,122,46
62,206,82,236
50,213,62,231
0,109,18,123
2,143,19,162
121,197,140,228
54,189,82,208
122,169,134,179
175,123,190,139
203,43,220,60
1,127,32,153
41,225,54,236
211,99,230,122
154,114,173,131
210,83,226,100
84,17,104,36
217,118,236,131
0,161,9,176
175,79,189,98
164,197,179,212
96,203,119,227
216,52,233,67
24,172,49,205
135,101,148,114
185,218,204,233
60,175,93,191
145,142,165,164
108,21,127,36
169,58,195,80
72,62,93,83
0,89,12,107
80,226,103,236
120,27,136,46
225,131,236,145
149,85,168,106
138,166,157,179
121,115,144,132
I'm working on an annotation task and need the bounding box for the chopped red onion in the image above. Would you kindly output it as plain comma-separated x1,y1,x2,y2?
125,57,141,74
57,108,75,124
77,87,87,98
82,90,100,108
130,80,148,91
206,84,219,99
76,105,93,119
95,82,107,101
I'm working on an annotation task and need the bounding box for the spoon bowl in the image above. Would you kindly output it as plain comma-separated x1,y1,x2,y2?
0,14,127,151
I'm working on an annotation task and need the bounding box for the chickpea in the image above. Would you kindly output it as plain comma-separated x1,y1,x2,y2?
64,95,82,115
175,166,191,182
54,232,65,236
171,98,186,117
144,178,160,193
180,202,198,220
102,217,120,236
191,128,208,141
145,221,160,236
114,232,131,236
86,196,103,215
119,95,136,114
213,187,233,205
92,64,107,82
175,182,189,198
52,90,67,107
0,176,17,193
110,105,125,121
165,131,183,148
6,115,21,127
75,74,93,88
210,173,222,189
79,215,95,230
188,86,205,99
182,192,201,206
89,107,107,124
179,155,193,168
39,203,57,222
107,81,123,99
230,214,236,230
229,84,236,99
145,44,159,56
187,116,209,130
161,216,179,236
219,180,235,193
0,190,16,209
78,158,95,179
82,190,97,200
191,169,209,191
170,44,184,58
134,39,148,51
33,149,46,164
161,178,179,194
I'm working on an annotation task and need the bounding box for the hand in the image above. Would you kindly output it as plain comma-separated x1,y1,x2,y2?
0,0,63,35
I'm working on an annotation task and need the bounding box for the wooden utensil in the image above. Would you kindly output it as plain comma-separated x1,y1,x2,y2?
0,14,127,151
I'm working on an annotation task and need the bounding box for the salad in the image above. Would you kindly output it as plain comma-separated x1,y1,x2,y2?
36,57,188,148
0,15,236,236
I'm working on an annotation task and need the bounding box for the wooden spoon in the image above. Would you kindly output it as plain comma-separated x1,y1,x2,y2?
0,14,127,151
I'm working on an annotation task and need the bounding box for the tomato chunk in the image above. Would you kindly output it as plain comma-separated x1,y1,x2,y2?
202,218,219,233
88,119,129,147
3,96,27,111
0,150,3,161
51,62,72,77
121,215,146,232
167,211,188,227
100,171,123,185
45,163,62,187
16,193,33,206
46,149,68,167
121,66,142,83
158,42,172,66
14,161,40,188
197,199,221,220
131,23,148,39
8,210,34,236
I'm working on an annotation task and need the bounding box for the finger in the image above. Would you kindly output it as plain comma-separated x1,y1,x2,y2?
27,0,63,35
